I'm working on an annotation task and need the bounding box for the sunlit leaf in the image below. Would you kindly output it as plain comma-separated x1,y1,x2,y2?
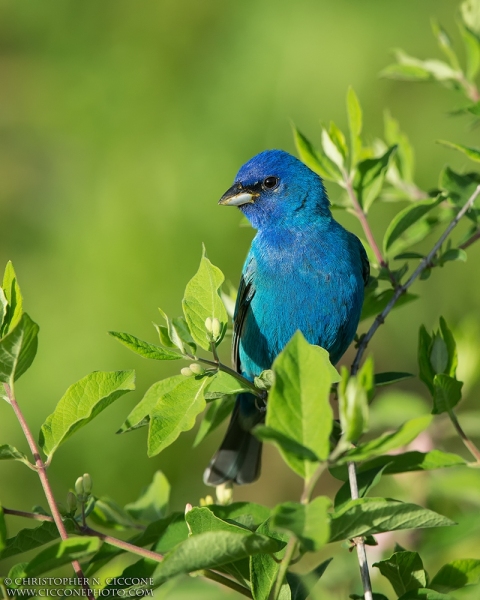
1,262,23,338
39,370,135,458
250,518,289,600
182,246,228,351
354,146,397,212
293,127,340,182
0,444,33,469
0,313,39,386
329,497,454,542
374,550,427,597
193,396,235,447
272,497,331,552
438,140,480,163
431,558,480,593
109,331,182,360
347,87,363,167
148,375,209,456
266,332,339,480
125,471,170,522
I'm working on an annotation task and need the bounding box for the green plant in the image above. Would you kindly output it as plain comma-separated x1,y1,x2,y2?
2,2,480,599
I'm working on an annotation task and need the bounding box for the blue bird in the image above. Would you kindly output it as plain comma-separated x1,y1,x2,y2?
204,149,369,486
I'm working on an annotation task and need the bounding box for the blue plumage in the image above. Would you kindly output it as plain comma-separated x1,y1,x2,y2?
204,149,368,486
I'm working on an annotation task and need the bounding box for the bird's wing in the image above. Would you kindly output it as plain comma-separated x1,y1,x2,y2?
232,253,256,373
359,239,370,286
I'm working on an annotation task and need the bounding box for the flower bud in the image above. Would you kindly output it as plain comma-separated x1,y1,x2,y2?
211,318,222,341
181,367,193,377
82,473,92,495
205,317,213,334
199,495,214,507
189,363,204,376
75,476,84,496
66,491,77,515
216,481,233,506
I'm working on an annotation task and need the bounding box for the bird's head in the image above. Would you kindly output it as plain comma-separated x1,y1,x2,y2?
218,149,331,230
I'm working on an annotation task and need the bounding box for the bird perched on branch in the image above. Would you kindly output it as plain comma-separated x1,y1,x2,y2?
204,149,369,486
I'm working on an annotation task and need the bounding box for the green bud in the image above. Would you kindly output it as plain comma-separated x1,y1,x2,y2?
181,367,193,377
82,473,92,495
254,369,274,391
211,318,222,340
205,317,213,334
189,363,204,375
75,476,84,496
66,491,77,515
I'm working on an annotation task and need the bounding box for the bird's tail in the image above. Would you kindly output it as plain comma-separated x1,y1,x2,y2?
203,393,263,486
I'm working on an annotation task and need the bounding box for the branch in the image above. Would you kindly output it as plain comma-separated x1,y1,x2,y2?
3,383,94,600
459,228,480,250
196,356,265,399
3,506,252,599
351,184,480,374
344,175,386,268
447,409,480,464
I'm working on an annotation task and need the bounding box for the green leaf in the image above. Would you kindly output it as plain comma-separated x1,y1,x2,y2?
148,375,209,456
354,146,397,212
418,325,435,395
347,87,362,167
439,248,467,265
125,471,170,522
0,287,7,336
205,370,252,400
458,19,480,80
0,520,76,560
13,537,100,578
205,503,270,532
0,504,6,552
272,497,331,552
432,374,463,415
375,372,414,386
321,128,345,170
90,497,140,530
39,370,135,458
438,140,480,163
384,110,416,185
329,121,348,161
431,20,461,71
381,62,433,81
132,513,189,553
117,375,184,434
373,550,427,596
431,558,480,593
334,464,389,510
439,166,480,206
182,246,228,351
250,518,290,600
0,313,39,386
194,396,235,447
267,331,339,480
287,559,333,600
293,127,340,182
397,590,456,600
0,444,33,469
461,0,480,37
382,50,461,81
330,450,467,481
108,331,182,360
186,506,256,536
383,196,442,254
150,529,284,587
254,426,319,461
1,261,23,337
339,363,370,443
361,287,418,321
338,415,433,464
329,497,454,543
158,309,196,354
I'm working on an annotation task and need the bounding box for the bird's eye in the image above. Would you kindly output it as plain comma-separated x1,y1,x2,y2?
263,176,279,190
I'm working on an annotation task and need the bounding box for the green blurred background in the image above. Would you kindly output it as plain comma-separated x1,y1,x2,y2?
1,0,480,597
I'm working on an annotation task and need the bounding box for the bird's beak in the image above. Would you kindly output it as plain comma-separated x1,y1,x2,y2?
218,182,259,206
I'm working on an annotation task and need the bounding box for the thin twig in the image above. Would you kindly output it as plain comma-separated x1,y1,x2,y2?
270,538,297,600
351,184,480,374
200,570,253,599
3,383,94,600
348,462,373,600
197,356,265,398
344,175,386,268
3,507,53,522
448,409,480,464
459,228,480,250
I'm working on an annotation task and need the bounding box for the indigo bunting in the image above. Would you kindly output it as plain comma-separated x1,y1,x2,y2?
204,150,369,486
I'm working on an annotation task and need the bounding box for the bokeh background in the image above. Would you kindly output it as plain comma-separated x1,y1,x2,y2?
1,0,480,597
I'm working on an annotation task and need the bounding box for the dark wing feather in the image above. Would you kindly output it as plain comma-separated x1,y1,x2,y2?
232,254,256,373
358,240,370,286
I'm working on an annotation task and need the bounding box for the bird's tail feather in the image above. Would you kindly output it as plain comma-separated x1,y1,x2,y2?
203,394,263,486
